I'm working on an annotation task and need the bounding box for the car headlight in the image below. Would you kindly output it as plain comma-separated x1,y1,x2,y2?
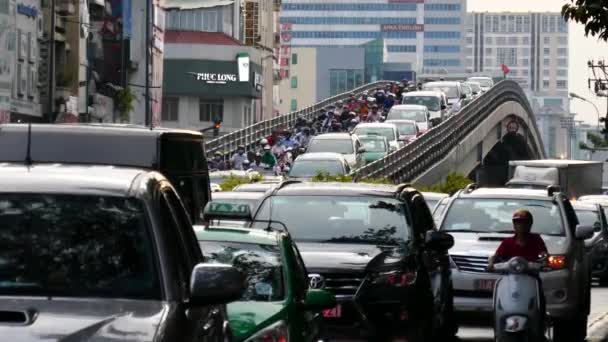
372,270,417,287
244,320,289,342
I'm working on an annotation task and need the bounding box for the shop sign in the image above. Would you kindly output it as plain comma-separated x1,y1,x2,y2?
381,24,424,32
190,72,238,84
17,3,37,18
237,53,250,82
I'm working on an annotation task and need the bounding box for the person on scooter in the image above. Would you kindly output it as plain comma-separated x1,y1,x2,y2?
488,209,548,269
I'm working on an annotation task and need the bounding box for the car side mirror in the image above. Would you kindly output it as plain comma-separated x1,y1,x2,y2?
460,93,467,99
441,104,447,110
594,222,602,233
301,289,336,311
357,147,366,153
575,225,595,240
425,231,454,251
189,263,245,306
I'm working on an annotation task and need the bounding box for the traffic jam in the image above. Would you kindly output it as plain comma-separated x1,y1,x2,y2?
0,77,605,342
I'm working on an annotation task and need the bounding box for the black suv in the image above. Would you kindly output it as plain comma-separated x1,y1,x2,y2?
0,124,211,223
0,163,243,341
251,181,456,341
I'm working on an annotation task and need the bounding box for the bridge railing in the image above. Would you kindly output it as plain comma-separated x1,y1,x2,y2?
204,80,394,157
352,80,542,183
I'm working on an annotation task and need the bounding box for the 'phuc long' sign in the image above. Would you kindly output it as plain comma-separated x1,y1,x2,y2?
191,73,238,84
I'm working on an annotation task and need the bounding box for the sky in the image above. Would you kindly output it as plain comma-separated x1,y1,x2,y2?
467,0,608,126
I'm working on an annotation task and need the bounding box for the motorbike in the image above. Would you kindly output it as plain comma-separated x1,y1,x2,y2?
492,256,551,342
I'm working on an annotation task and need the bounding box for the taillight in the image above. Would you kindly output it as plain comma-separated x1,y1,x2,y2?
244,320,288,342
373,270,417,287
546,255,567,270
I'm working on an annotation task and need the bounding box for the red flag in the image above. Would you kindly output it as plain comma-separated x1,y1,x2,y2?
501,64,510,74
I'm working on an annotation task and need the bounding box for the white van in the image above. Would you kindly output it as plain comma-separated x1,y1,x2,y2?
466,76,494,92
401,90,448,125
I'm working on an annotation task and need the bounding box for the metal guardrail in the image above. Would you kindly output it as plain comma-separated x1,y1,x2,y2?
204,80,394,157
351,80,545,183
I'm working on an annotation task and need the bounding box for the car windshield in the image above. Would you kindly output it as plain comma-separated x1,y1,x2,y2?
441,198,565,236
353,127,396,141
426,199,439,210
360,138,388,152
307,138,354,154
423,85,458,98
256,196,410,245
388,109,427,122
402,96,440,111
470,78,493,87
199,241,284,301
289,160,344,177
393,123,417,136
574,209,600,227
0,194,160,299
467,83,481,93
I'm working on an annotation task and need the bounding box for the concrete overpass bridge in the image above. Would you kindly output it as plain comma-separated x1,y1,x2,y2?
205,80,545,186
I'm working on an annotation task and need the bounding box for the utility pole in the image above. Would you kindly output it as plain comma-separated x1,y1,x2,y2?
587,60,608,141
144,0,151,126
46,0,56,122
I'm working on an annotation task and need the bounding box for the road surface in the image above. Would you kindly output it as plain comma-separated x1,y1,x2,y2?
457,286,608,341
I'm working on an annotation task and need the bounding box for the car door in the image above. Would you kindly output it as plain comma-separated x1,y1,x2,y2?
160,186,227,342
287,239,320,341
561,197,590,312
411,195,450,318
353,137,363,168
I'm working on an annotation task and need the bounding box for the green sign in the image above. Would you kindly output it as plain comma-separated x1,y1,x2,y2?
205,202,251,219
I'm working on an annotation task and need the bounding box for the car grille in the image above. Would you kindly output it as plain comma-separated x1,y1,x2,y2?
451,255,489,273
322,272,365,297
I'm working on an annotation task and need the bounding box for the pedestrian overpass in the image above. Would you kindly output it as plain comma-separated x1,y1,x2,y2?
204,80,545,187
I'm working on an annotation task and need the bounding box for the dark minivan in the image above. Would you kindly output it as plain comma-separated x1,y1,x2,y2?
0,124,211,223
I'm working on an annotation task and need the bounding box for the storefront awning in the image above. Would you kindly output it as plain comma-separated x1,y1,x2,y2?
163,0,233,10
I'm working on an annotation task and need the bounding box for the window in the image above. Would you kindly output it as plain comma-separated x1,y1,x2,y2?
549,16,556,33
0,194,161,299
542,16,548,32
558,36,568,45
497,48,517,66
510,70,518,76
388,45,417,53
282,3,418,11
423,45,459,53
544,98,563,107
16,63,22,95
516,16,523,32
425,31,461,39
557,80,567,89
492,16,499,32
500,15,507,32
28,66,35,98
522,58,529,66
544,47,550,56
465,37,473,44
423,59,461,67
485,47,492,54
292,31,416,39
557,58,568,67
522,69,529,76
543,69,550,76
557,69,567,77
329,69,364,96
543,58,550,66
199,99,223,122
557,48,567,56
548,127,556,157
290,99,297,111
543,80,550,88
281,17,417,25
508,15,515,33
496,37,506,45
0,0,7,14
424,4,461,11
290,76,298,88
291,53,298,65
544,36,550,44
557,18,568,32
485,37,492,44
508,36,517,45
424,17,460,25
523,16,531,32
162,97,178,121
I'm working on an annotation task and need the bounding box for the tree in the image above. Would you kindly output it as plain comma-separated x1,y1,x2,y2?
562,0,608,41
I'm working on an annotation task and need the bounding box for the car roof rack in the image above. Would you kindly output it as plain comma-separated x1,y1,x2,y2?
464,183,478,193
547,185,561,197
396,183,413,194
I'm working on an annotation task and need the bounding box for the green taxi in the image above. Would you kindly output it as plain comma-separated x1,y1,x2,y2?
357,135,389,164
196,202,336,342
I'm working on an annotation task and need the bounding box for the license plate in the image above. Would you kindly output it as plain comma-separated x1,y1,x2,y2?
474,279,496,291
322,304,342,318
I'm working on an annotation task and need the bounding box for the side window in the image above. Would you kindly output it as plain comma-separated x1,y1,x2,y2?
163,188,203,265
344,162,351,174
433,198,449,224
290,243,308,301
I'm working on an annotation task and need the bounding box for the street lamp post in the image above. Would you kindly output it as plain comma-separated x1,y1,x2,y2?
570,92,600,131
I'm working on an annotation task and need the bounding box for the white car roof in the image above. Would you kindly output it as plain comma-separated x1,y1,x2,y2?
355,123,398,129
385,119,418,125
297,152,347,161
402,91,444,98
390,104,427,111
468,76,493,80
357,135,389,141
424,81,461,87
312,133,353,140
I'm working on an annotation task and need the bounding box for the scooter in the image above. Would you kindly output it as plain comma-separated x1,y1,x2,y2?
492,256,551,342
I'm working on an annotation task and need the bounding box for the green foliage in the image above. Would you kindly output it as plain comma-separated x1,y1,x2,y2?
219,174,263,191
414,173,473,195
312,171,394,184
587,133,608,148
114,88,135,122
562,0,608,41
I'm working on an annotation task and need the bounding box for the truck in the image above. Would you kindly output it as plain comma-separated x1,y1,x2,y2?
506,159,603,198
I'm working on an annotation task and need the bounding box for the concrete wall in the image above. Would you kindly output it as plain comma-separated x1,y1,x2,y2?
316,46,365,101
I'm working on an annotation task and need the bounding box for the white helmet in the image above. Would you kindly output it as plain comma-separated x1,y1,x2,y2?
260,138,268,145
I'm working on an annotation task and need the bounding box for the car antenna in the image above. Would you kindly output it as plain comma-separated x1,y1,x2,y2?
25,123,32,167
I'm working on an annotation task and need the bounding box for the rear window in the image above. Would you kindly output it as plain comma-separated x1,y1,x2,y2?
307,138,354,154
441,198,565,236
387,109,426,122
289,160,344,177
160,138,208,172
422,84,458,98
0,194,160,299
353,127,396,142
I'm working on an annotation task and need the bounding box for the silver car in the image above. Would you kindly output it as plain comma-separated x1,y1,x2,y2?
305,133,363,169
437,186,592,342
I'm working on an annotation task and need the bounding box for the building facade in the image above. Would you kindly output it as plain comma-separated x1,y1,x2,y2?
278,46,365,113
12,0,41,121
0,0,13,123
465,12,570,158
279,0,466,78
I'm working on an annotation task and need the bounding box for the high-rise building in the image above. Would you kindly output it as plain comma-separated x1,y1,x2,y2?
465,12,571,158
279,0,466,79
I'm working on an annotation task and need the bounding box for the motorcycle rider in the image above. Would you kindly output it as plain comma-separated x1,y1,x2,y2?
367,105,381,122
231,146,248,170
210,151,227,170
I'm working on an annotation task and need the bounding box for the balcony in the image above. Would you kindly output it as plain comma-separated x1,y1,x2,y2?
56,0,75,15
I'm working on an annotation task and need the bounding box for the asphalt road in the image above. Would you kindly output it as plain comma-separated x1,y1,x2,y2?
457,286,608,342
